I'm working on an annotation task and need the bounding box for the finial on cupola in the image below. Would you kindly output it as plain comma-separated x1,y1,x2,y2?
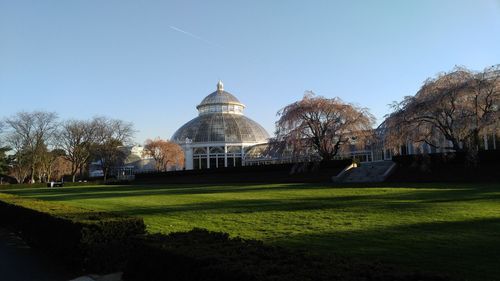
217,80,224,92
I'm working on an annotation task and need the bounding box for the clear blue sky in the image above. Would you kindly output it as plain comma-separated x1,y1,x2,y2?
1,0,499,144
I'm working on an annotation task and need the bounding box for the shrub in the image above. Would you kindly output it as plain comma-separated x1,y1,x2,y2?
0,193,146,273
123,228,451,281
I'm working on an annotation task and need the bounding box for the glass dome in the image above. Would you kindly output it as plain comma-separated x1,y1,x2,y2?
172,81,270,144
172,113,269,143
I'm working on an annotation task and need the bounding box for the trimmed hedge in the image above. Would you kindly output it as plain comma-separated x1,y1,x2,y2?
123,228,451,281
391,150,500,166
0,193,146,273
135,160,352,184
389,151,500,182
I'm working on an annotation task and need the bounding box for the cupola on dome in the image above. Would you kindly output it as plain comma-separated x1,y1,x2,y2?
195,81,246,115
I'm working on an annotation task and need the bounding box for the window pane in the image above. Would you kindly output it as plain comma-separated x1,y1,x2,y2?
227,146,241,153
210,158,217,169
210,146,225,154
235,157,242,167
194,147,207,154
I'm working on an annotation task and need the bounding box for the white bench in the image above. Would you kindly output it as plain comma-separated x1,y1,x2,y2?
47,181,64,188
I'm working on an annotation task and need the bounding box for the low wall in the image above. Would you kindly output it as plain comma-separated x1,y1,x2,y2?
388,150,500,182
134,160,352,184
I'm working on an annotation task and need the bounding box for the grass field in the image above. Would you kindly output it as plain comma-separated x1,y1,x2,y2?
3,182,500,281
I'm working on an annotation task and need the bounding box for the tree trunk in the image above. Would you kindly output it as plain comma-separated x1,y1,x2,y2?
30,166,35,183
465,130,480,167
103,168,108,182
71,163,77,182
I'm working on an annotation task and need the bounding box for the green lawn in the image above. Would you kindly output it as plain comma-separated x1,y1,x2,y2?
3,182,500,281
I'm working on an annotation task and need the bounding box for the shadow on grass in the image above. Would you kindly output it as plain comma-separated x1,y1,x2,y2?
276,217,500,281
3,184,500,217
110,195,433,217
4,182,500,203
3,183,500,280
3,183,324,200
17,189,494,227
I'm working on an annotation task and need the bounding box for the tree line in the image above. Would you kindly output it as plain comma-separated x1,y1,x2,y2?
383,65,500,162
270,65,499,163
0,112,186,184
1,65,497,183
0,113,136,183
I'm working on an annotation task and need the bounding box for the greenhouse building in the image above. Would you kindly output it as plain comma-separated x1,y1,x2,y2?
172,81,270,170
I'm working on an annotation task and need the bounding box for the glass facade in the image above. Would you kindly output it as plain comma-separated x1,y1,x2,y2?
172,81,269,170
191,145,243,169
172,112,269,143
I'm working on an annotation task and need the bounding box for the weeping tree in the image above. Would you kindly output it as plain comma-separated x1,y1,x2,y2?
384,65,500,161
275,92,376,161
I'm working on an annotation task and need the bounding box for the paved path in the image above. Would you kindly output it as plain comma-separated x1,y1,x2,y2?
0,227,75,281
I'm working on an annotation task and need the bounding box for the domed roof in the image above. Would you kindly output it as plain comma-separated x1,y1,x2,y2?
173,81,269,144
196,91,244,108
171,113,269,143
196,81,245,109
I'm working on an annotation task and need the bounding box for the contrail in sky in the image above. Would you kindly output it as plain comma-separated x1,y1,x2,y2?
169,25,221,48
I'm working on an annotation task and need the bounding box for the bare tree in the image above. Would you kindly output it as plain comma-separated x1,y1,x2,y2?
37,148,66,182
3,111,59,183
275,92,376,161
4,133,29,183
91,117,135,181
59,119,96,182
8,157,31,184
466,65,500,156
143,138,185,171
384,65,500,159
50,155,72,181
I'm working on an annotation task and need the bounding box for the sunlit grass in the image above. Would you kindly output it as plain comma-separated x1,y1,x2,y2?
3,182,500,281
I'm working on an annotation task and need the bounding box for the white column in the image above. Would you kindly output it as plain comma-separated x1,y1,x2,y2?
224,145,228,167
241,146,245,166
184,145,194,170
206,146,210,169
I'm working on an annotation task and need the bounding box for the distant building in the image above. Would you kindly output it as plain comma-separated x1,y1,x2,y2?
373,121,499,158
89,145,156,178
244,122,499,165
172,81,270,169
